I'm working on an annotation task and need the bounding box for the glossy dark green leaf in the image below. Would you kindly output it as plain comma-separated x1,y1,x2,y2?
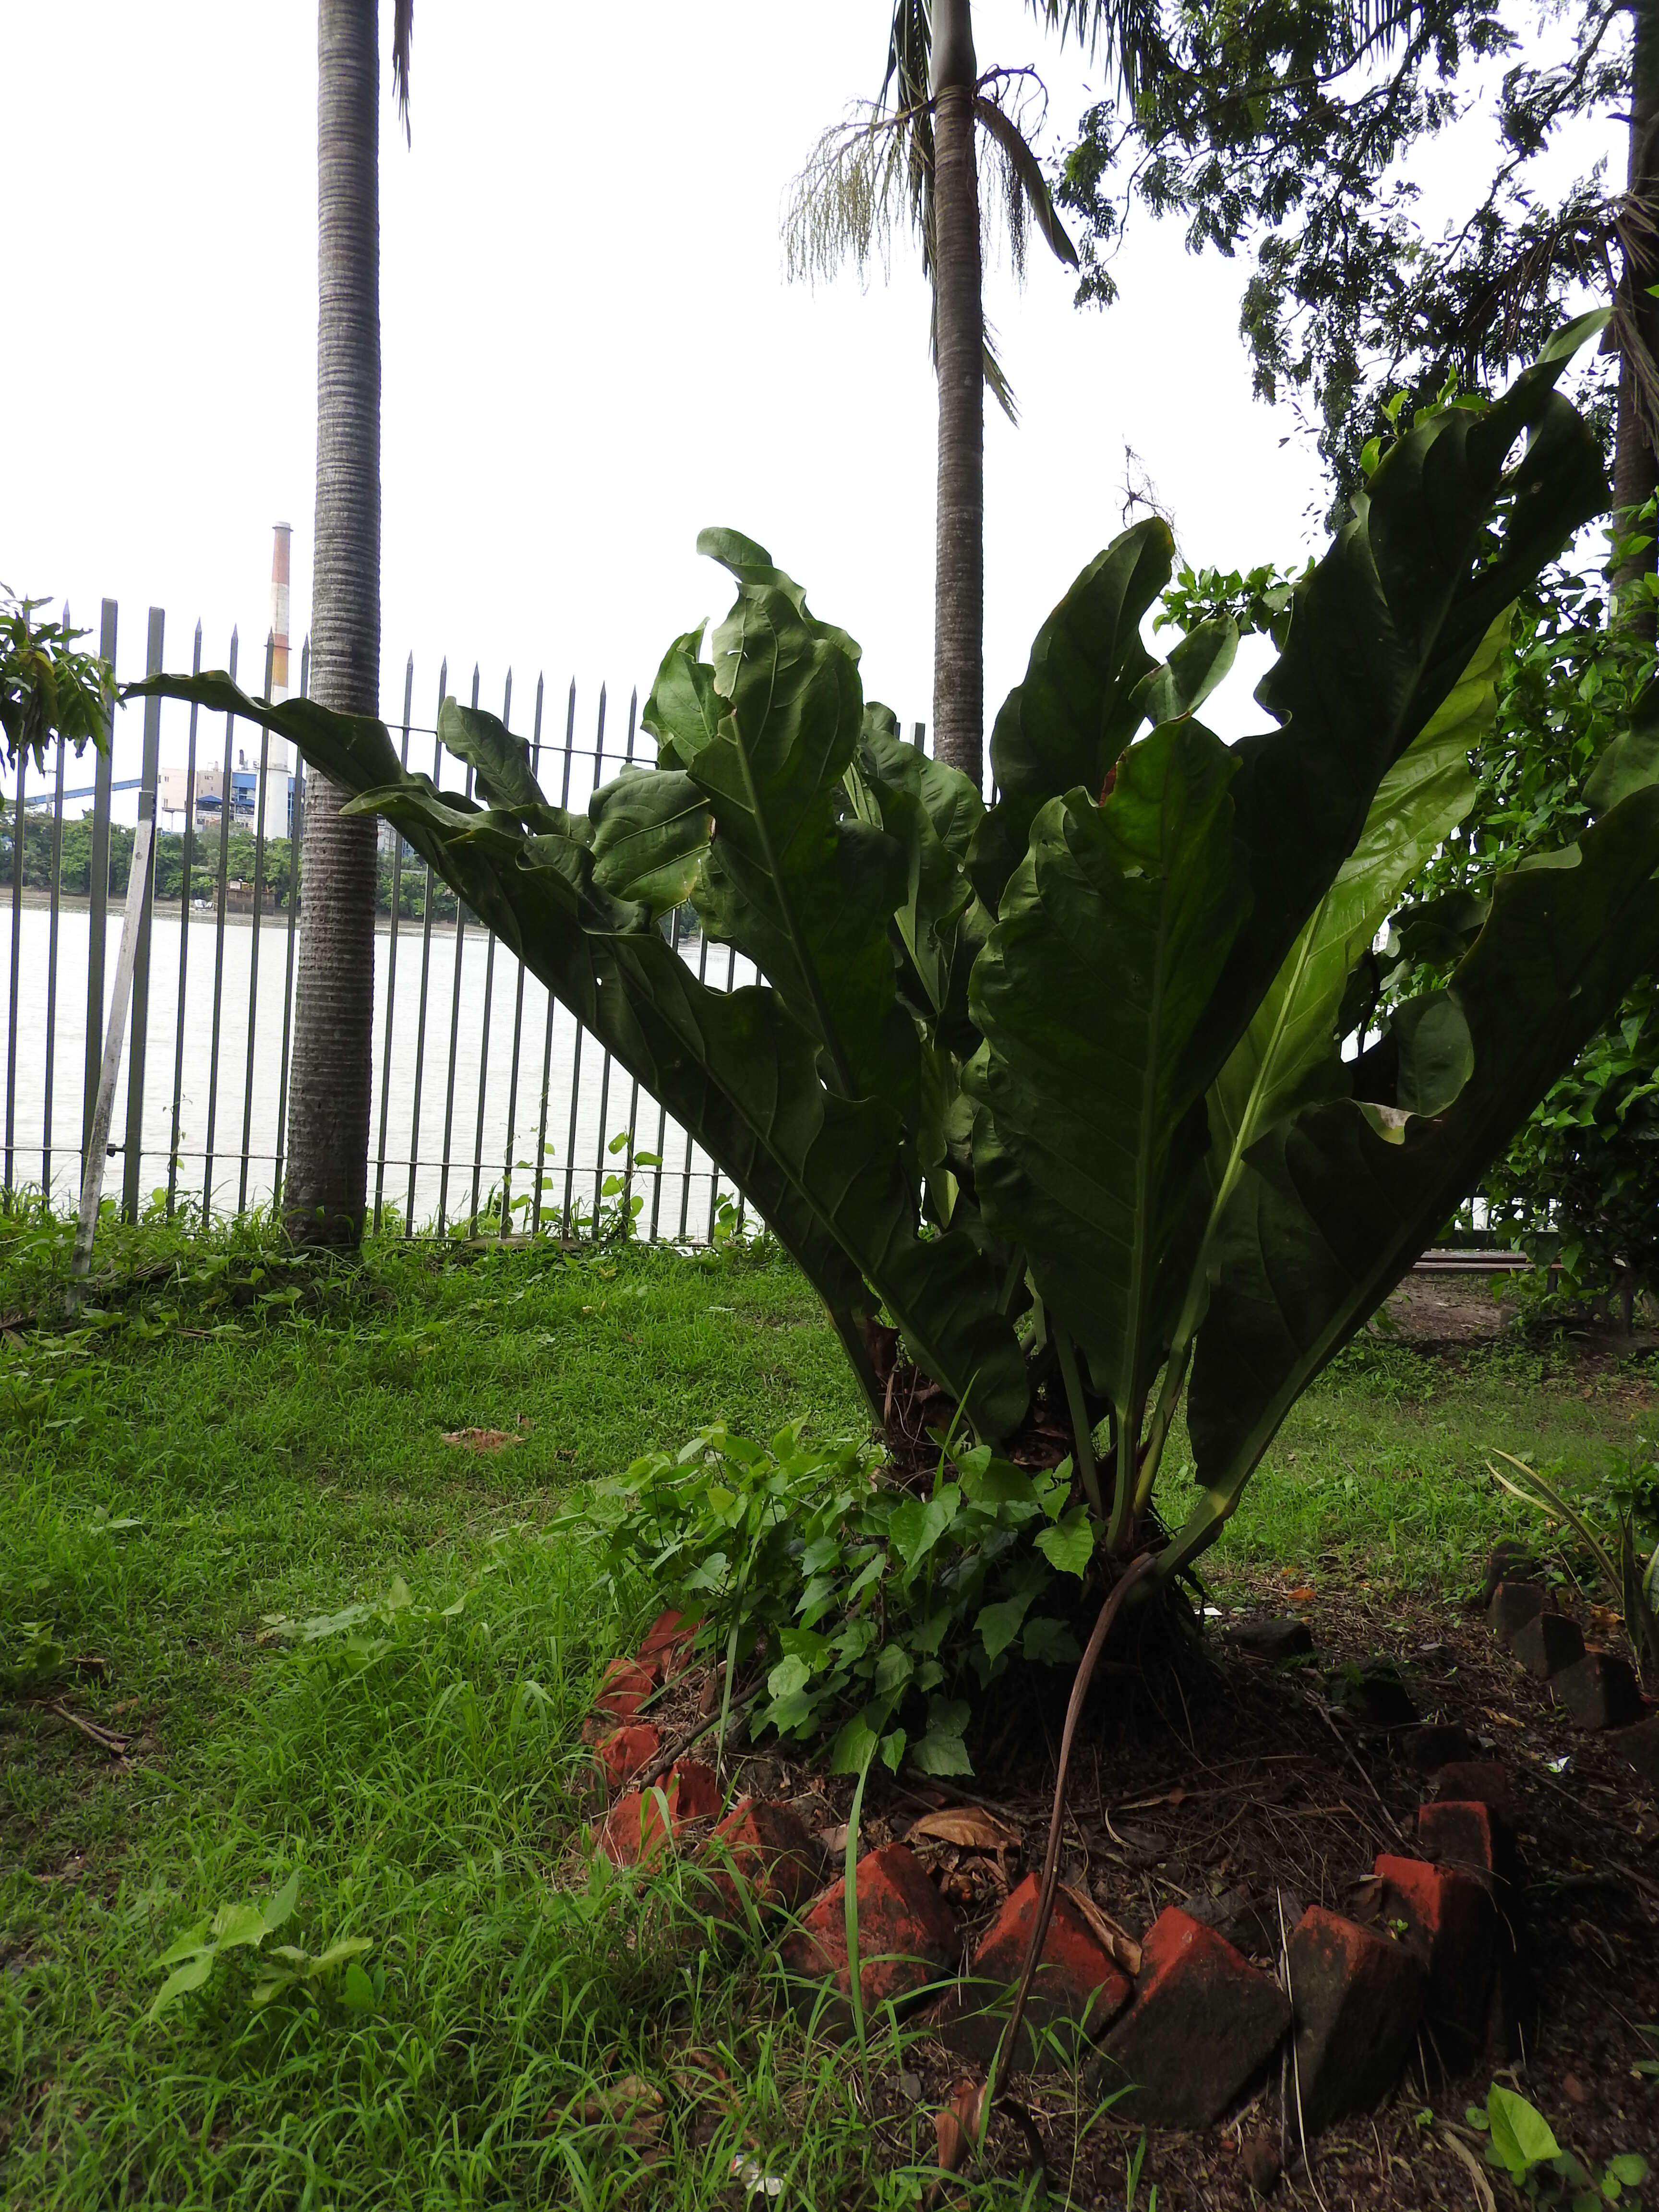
589,764,713,916
1169,778,1659,1587
436,696,545,813
969,518,1173,913
970,718,1252,1427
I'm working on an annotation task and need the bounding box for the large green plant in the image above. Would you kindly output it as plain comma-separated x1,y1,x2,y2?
139,321,1659,1597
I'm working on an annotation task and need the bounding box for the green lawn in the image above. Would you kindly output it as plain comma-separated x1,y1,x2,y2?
1,1217,1651,2209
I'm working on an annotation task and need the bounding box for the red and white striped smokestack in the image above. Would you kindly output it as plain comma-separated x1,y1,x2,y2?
269,521,292,701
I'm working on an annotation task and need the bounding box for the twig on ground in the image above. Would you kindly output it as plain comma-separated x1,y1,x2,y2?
50,1702,128,1758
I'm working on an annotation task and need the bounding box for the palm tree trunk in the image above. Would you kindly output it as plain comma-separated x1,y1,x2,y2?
1613,0,1659,626
931,0,984,789
286,0,382,1248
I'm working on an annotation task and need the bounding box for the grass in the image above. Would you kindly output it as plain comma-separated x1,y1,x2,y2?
1,1212,1652,2209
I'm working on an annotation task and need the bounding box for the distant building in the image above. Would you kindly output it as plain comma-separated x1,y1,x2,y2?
160,738,295,840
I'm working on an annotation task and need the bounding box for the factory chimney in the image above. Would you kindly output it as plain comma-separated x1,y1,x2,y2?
269,521,292,701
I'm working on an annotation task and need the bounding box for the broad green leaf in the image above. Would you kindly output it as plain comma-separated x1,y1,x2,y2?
849,713,983,1023
436,696,545,813
1487,2086,1560,2172
1585,694,1659,814
1206,610,1500,1211
149,1950,215,2018
970,519,1172,913
589,764,712,916
888,1487,961,1572
910,1728,975,1776
971,719,1252,1431
829,1708,881,1775
306,1936,375,1977
1198,318,1607,1068
1125,615,1238,733
976,1591,1036,1662
649,534,912,1106
873,1643,914,1699
1034,1506,1096,1579
767,1653,813,1702
341,1961,376,2012
209,1902,270,1952
1169,779,1659,1590
1022,1615,1081,1664
261,1870,301,1935
155,1920,212,1969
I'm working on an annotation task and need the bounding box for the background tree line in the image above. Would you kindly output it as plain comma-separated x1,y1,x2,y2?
0,806,457,921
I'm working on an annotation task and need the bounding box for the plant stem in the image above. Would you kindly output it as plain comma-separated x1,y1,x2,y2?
1053,1323,1106,1523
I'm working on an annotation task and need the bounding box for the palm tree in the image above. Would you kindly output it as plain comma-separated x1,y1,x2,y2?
284,0,413,1249
787,2,1161,788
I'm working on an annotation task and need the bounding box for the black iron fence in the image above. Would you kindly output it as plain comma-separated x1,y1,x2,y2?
0,598,926,1241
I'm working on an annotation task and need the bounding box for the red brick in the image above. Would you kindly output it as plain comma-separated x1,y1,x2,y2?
598,1760,721,1867
1417,1800,1517,1890
937,1875,1132,2070
781,1842,960,2033
1373,1853,1495,2075
595,1722,660,1792
637,1609,699,1682
1287,1907,1423,2131
697,1797,825,1923
1087,1908,1290,2129
593,1657,655,1722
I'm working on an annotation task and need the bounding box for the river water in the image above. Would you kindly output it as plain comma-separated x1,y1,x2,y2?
0,902,744,1236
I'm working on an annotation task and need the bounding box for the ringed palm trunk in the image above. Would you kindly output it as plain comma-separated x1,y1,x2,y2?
287,0,382,1248
931,0,985,789
1614,0,1659,627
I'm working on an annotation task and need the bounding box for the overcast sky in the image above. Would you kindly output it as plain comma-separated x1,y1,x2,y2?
5,3,1612,796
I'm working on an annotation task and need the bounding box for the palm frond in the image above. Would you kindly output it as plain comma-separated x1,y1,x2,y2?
975,93,1078,271
882,0,933,112
393,0,414,143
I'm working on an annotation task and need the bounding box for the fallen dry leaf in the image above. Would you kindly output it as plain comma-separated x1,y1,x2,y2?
909,1805,1022,1854
573,2074,666,2151
1480,1706,1526,1730
1059,1883,1143,1978
442,1427,519,1451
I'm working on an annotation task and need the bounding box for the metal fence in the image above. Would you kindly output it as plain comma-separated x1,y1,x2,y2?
0,598,926,1241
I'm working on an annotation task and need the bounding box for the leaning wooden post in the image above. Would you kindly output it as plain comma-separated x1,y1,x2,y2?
68,817,155,1306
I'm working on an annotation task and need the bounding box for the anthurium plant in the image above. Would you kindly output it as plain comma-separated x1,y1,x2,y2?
140,317,1659,1602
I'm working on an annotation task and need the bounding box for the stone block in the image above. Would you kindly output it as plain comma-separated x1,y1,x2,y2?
1483,1542,1542,1606
1225,1616,1314,1662
598,1760,721,1866
1088,1907,1290,2129
936,1874,1132,2071
781,1842,960,2032
1489,1580,1548,1646
1608,1714,1659,1786
1553,1651,1644,1731
698,1797,825,1922
1287,1907,1423,2132
595,1722,660,1792
1510,1611,1585,1680
1372,1853,1495,2075
1331,1661,1419,1729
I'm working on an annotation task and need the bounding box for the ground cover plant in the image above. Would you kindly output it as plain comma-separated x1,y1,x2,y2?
142,323,1659,1635
2,1218,1655,2208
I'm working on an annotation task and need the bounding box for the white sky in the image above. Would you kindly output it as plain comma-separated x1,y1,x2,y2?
4,2,1617,801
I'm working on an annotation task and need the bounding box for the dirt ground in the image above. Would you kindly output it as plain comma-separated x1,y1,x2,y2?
1384,1267,1659,1356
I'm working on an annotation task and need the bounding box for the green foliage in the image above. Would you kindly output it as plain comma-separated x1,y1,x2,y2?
137,330,1659,1605
0,590,115,772
1488,1442,1659,1688
1466,2081,1648,2207
1057,0,1622,497
590,1424,1094,1772
150,1871,375,2020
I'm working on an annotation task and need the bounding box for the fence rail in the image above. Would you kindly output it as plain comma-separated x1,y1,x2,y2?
0,598,927,1242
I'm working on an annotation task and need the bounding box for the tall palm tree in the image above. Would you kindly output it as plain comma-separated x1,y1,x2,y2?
788,2,1161,787
284,0,413,1248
